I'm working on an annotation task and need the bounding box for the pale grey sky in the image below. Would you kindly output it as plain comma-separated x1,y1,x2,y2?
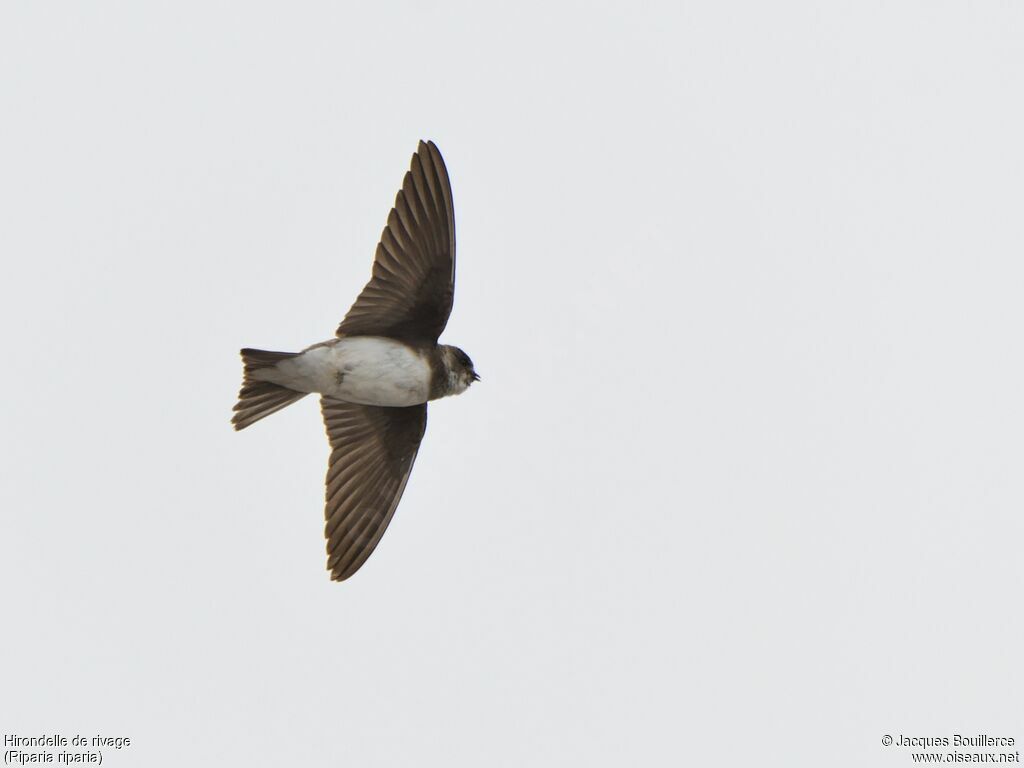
2,2,1022,766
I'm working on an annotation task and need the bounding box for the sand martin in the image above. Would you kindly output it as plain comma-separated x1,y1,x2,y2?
233,141,478,581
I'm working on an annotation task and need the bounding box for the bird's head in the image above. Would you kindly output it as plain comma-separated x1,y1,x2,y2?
441,345,480,395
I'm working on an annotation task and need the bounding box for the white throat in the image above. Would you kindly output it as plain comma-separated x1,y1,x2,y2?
441,347,471,396
448,368,469,395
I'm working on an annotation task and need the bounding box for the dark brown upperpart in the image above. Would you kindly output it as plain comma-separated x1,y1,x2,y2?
320,397,428,581
335,141,456,345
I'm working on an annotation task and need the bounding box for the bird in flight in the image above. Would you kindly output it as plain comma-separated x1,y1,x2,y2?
232,141,478,581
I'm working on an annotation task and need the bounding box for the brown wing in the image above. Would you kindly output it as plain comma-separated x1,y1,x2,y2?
320,397,428,581
336,140,456,344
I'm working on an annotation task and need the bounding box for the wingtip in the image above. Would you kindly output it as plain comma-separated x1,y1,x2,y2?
329,566,353,582
417,140,447,180
418,139,442,157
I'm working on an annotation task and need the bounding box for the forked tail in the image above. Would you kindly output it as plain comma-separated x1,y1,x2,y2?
232,348,308,431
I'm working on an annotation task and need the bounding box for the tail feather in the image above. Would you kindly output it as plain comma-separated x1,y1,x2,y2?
232,348,307,430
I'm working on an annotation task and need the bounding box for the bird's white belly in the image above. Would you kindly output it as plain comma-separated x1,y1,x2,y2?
260,337,431,406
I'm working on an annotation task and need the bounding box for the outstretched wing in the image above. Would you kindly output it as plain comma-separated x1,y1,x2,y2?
320,397,428,581
336,140,456,344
